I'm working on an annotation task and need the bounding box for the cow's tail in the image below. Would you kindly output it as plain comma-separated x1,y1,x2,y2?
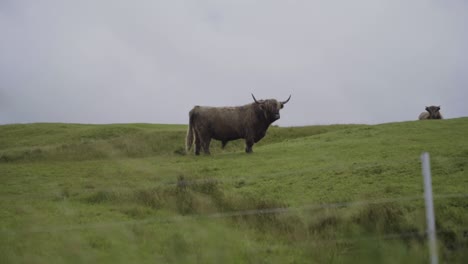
186,109,195,153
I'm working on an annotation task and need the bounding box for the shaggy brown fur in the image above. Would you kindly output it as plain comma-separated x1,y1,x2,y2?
419,106,443,120
186,94,291,155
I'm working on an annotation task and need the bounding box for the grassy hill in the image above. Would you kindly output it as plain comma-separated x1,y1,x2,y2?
1,118,467,263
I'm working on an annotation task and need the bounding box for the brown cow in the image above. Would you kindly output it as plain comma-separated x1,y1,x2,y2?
419,106,443,120
186,94,291,155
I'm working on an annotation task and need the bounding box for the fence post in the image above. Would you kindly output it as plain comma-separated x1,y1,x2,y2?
421,152,438,264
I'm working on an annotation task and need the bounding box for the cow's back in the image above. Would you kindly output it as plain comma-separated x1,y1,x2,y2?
419,112,429,120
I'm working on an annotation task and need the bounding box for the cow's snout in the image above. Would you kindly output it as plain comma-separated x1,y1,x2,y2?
274,113,280,120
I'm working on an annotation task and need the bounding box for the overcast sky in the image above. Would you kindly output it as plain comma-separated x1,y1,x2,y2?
1,0,467,126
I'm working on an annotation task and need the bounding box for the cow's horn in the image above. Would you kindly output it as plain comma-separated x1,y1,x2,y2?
251,94,262,104
281,95,291,105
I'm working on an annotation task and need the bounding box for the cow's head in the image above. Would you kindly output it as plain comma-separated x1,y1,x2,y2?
425,105,441,118
252,94,291,122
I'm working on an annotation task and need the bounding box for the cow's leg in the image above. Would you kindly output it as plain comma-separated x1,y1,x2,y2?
245,138,254,153
202,137,211,155
221,141,228,149
194,132,202,156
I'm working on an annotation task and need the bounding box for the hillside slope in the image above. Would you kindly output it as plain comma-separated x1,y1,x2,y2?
1,118,467,263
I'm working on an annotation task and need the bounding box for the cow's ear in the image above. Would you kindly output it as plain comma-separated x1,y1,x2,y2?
280,103,284,109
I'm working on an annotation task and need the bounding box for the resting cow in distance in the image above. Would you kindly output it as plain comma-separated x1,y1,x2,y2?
419,106,443,120
186,94,291,155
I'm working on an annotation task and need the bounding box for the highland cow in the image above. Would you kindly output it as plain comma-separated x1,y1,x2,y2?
186,94,291,155
419,106,443,120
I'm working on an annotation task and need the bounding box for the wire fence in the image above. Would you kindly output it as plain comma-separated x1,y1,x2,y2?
2,192,467,236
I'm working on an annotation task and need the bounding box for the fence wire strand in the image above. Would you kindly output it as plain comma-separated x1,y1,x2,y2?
2,192,467,235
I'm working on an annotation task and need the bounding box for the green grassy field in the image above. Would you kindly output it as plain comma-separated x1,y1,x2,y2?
1,118,467,263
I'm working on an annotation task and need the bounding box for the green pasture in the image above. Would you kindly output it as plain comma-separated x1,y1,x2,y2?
1,118,467,263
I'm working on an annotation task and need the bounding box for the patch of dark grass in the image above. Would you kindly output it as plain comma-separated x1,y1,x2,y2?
175,176,195,215
234,180,246,188
190,179,220,196
54,142,110,161
85,190,121,204
53,188,72,201
437,227,468,263
226,196,301,236
351,163,385,176
353,203,407,233
173,147,186,155
79,126,141,140
447,156,468,173
134,188,163,209
86,234,112,250
163,233,191,263
308,213,343,240
121,206,154,219
0,148,44,163
84,187,169,211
